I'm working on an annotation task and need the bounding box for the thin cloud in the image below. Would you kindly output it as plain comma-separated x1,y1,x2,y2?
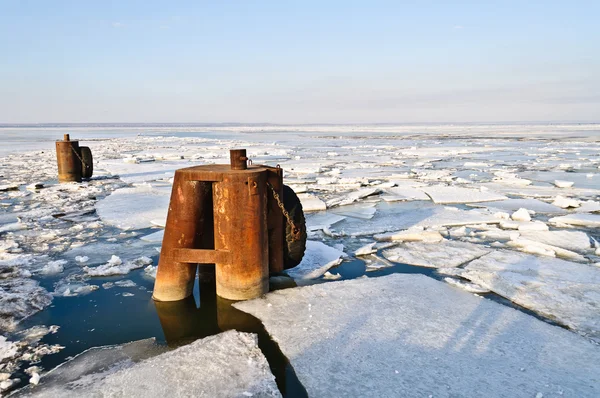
112,22,125,28
453,25,464,29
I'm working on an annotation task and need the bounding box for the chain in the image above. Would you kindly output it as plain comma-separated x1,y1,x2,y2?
266,182,301,241
71,146,91,171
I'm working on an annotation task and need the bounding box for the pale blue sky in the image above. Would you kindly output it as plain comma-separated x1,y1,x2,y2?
1,1,598,123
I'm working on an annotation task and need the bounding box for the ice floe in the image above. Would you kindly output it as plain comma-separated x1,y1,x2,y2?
549,213,600,228
297,193,326,212
83,255,152,277
519,230,592,253
236,274,600,397
95,184,170,230
461,250,600,342
285,241,345,283
421,185,507,204
468,198,566,214
0,279,52,332
382,240,490,268
18,331,279,397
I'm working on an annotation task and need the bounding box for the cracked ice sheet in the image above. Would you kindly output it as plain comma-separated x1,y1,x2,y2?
467,198,567,214
285,241,345,284
421,185,507,204
460,250,600,343
549,213,600,228
18,331,280,398
0,278,52,332
235,274,600,397
519,230,592,253
97,159,185,184
343,205,501,239
382,240,490,268
95,184,170,230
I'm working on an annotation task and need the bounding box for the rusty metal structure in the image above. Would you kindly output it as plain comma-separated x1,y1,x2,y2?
55,134,93,182
153,149,304,302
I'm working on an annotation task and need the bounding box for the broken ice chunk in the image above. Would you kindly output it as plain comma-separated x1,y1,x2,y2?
40,260,67,275
140,230,165,243
506,237,586,262
95,185,170,230
374,229,444,243
468,198,566,214
554,180,574,188
549,213,600,228
421,185,507,204
326,187,381,207
443,277,490,293
285,241,345,284
306,213,345,232
461,250,600,342
552,195,580,209
143,265,157,279
330,203,377,220
297,194,326,212
382,240,490,268
235,273,600,397
511,208,531,222
83,256,152,277
519,230,592,253
0,278,52,332
354,243,377,256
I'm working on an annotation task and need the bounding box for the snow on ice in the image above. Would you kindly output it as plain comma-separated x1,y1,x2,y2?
19,331,280,397
382,240,490,268
235,274,600,397
460,250,600,342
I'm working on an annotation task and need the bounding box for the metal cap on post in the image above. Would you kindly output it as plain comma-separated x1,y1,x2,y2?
230,149,248,170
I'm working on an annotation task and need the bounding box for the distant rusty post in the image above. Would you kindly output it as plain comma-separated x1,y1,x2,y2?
56,134,82,183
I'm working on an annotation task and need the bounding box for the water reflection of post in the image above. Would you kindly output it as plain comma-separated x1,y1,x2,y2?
154,270,220,347
216,296,263,333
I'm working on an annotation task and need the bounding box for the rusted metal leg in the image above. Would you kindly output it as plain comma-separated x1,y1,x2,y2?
153,174,212,301
213,170,269,300
56,134,82,183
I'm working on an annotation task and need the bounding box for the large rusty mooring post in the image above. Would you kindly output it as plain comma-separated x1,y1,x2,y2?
153,149,285,302
55,134,94,182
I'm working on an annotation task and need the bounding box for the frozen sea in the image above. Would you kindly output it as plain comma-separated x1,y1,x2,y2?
1,123,600,396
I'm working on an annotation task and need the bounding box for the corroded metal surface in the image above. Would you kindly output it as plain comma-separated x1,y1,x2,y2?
153,178,214,301
229,148,248,170
55,135,82,183
153,150,281,302
213,168,269,300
